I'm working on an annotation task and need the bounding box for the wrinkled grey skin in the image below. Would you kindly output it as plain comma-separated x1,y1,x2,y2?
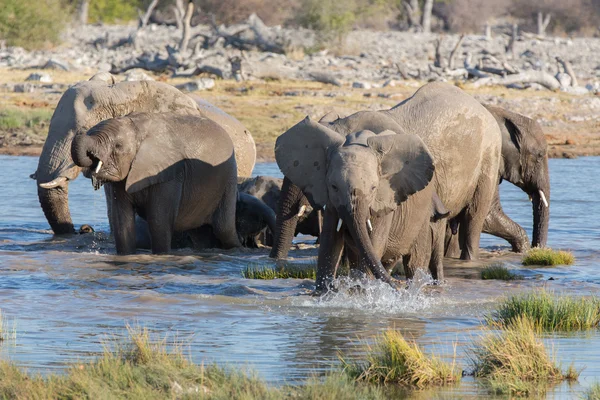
238,176,320,248
71,112,241,254
35,73,255,235
272,83,501,282
445,105,550,256
276,120,454,292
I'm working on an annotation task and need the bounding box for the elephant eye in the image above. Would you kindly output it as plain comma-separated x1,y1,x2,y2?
371,185,377,192
115,143,123,150
331,184,338,192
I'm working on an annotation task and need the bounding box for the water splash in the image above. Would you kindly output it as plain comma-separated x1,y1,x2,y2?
293,269,441,315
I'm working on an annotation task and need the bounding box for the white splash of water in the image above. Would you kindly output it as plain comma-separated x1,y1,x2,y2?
293,269,441,315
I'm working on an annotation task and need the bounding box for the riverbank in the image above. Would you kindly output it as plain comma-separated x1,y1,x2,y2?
1,69,598,160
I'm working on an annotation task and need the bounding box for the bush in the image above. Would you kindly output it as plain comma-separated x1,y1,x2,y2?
489,290,600,331
470,316,579,396
88,0,143,24
522,248,574,266
0,0,69,49
295,0,358,46
341,329,460,388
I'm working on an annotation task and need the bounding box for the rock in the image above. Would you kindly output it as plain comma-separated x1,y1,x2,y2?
25,73,52,83
124,69,154,81
175,78,215,92
555,72,572,88
562,86,590,95
43,58,69,71
96,62,112,73
383,79,397,87
565,139,576,145
14,83,36,93
352,81,372,89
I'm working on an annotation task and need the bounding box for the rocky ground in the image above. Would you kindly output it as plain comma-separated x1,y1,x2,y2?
1,22,599,159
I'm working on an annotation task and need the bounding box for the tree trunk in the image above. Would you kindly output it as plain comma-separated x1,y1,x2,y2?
77,0,89,25
422,0,434,33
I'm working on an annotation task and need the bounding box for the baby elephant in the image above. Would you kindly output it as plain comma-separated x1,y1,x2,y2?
71,112,241,254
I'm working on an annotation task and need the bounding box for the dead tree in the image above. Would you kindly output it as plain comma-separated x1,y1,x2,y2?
448,34,465,70
77,0,89,25
434,37,447,69
179,0,194,54
138,0,160,29
556,57,577,87
537,12,551,37
422,0,434,33
230,56,244,81
505,24,518,60
403,0,421,30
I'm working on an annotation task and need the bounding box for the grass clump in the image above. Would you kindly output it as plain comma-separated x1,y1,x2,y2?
341,329,460,389
0,108,53,131
242,263,316,280
584,382,600,400
481,263,523,280
470,316,579,396
0,309,16,343
489,290,600,332
522,248,575,266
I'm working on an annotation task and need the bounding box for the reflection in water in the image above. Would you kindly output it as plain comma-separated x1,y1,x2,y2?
0,155,600,397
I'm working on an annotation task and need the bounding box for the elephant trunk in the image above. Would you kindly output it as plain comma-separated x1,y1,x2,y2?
71,133,96,168
341,204,396,287
269,177,307,259
38,185,74,234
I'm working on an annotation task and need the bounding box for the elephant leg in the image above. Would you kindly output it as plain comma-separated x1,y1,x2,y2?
145,182,183,254
444,217,462,258
460,177,496,261
405,223,431,279
482,191,530,253
429,221,445,282
315,206,345,294
109,182,136,255
212,178,241,249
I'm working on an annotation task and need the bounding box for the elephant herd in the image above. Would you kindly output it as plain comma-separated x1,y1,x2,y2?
33,73,550,293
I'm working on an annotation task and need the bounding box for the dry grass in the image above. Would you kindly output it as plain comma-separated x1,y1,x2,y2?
522,248,575,266
488,290,600,332
0,309,16,343
470,316,579,396
341,329,460,389
584,382,600,400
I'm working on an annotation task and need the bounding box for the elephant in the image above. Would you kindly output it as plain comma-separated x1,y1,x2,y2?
272,83,502,282
276,121,454,291
71,112,241,254
34,72,256,235
445,105,550,256
237,176,321,248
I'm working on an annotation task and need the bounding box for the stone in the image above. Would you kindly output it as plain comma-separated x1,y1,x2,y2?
25,73,52,83
175,78,215,92
352,81,372,89
565,139,576,145
14,83,36,93
124,69,154,81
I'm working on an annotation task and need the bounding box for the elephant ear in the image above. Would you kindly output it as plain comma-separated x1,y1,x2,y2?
275,116,344,208
125,118,183,194
367,131,435,215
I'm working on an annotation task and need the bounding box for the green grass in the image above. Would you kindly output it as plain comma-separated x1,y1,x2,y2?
584,382,600,400
0,326,390,400
469,316,579,397
522,248,575,266
341,329,460,389
481,263,523,280
489,290,600,332
0,108,53,132
242,263,317,280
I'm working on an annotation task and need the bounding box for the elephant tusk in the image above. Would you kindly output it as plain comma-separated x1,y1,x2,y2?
297,205,307,217
39,176,67,189
336,218,343,232
94,160,103,174
539,190,549,208
367,219,373,233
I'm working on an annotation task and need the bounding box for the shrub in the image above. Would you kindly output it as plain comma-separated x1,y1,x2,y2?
481,263,523,280
295,0,358,46
0,0,69,49
341,329,460,388
488,290,600,331
88,0,143,24
470,316,579,396
522,248,574,266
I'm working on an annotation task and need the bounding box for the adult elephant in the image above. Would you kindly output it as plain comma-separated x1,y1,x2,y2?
71,113,241,254
276,82,502,290
271,83,502,266
445,105,550,256
34,73,256,234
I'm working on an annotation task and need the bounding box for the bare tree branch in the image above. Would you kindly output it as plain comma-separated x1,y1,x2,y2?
448,34,465,70
179,0,194,53
138,0,160,29
556,57,578,87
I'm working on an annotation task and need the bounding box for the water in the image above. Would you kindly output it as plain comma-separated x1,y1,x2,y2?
1,154,599,397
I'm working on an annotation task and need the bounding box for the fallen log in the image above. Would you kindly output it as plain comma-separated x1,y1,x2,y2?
474,71,560,90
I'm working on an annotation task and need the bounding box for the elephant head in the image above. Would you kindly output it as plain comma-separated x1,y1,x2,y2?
269,110,406,260
275,117,434,281
485,105,550,248
35,74,201,234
